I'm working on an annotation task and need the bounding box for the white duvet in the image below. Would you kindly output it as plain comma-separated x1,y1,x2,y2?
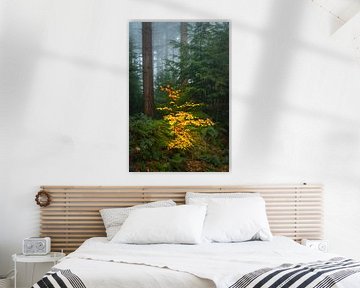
54,237,360,288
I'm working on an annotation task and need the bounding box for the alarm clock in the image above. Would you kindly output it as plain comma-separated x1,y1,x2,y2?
23,237,51,255
301,239,328,252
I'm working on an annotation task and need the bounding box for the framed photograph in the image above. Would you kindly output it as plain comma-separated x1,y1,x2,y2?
129,21,229,172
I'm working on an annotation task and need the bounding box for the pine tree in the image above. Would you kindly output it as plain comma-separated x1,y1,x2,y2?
142,22,155,117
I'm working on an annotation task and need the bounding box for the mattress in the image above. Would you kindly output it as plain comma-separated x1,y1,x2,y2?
34,236,360,288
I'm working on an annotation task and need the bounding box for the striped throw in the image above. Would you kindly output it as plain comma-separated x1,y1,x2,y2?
230,257,360,288
32,268,86,288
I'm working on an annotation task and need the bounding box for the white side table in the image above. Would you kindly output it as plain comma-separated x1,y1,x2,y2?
12,252,65,288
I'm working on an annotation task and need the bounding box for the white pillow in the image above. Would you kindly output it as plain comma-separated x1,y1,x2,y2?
100,200,176,240
202,197,272,243
111,205,207,244
186,192,259,204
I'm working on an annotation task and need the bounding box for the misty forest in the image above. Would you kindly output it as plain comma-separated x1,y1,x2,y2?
129,22,229,172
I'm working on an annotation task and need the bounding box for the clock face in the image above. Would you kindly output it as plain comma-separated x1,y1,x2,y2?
318,242,327,252
36,241,45,250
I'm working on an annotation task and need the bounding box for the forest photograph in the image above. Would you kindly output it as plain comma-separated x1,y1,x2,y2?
129,21,229,172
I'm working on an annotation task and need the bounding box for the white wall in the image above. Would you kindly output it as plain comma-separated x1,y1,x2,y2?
1,0,360,285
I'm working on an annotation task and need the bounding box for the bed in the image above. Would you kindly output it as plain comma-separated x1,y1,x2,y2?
33,185,360,288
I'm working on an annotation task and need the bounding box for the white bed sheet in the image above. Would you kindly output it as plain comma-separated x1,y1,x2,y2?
54,236,360,288
55,258,214,288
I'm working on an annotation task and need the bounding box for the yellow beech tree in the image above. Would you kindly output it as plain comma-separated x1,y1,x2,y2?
157,86,214,150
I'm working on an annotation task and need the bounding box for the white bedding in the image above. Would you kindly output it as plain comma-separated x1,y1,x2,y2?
53,237,360,288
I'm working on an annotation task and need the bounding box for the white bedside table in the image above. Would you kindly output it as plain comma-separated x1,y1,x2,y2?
12,252,65,288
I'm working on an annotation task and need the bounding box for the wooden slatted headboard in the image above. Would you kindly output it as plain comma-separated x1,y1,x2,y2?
39,184,323,253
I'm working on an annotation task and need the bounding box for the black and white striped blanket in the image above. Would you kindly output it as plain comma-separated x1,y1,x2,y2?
32,258,360,288
230,257,360,288
32,268,86,288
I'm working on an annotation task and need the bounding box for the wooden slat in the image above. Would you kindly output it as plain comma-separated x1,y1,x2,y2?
39,184,323,253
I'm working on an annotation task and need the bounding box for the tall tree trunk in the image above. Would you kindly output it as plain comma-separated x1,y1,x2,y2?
180,22,188,85
142,22,154,117
180,22,188,45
